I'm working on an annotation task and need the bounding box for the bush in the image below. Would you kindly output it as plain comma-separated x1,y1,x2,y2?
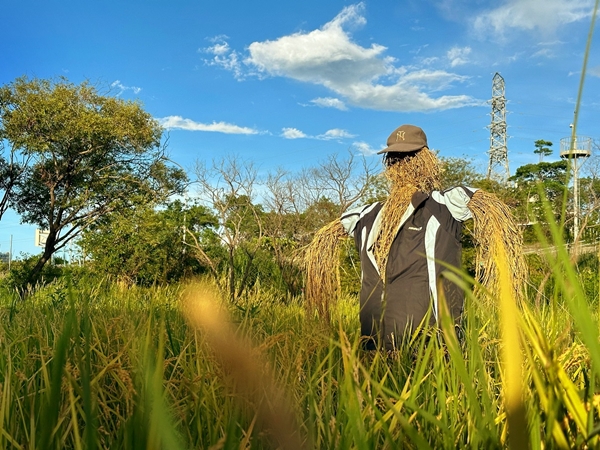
0,255,98,294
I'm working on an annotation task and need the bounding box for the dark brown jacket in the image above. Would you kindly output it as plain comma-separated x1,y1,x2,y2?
340,187,476,350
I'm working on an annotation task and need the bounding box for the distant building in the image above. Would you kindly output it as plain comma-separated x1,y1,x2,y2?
0,252,9,264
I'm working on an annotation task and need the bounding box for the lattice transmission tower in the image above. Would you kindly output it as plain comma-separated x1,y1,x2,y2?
487,73,510,182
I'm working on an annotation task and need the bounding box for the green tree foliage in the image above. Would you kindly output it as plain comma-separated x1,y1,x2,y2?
362,173,389,203
193,156,266,301
0,77,186,285
80,200,217,285
534,139,553,162
0,140,29,222
439,156,484,190
509,160,569,242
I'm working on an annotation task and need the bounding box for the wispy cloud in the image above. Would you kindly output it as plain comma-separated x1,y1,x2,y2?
158,116,259,134
281,127,307,139
589,66,600,77
318,128,356,139
447,46,471,67
309,97,348,110
352,141,379,155
281,127,355,140
111,80,142,96
531,47,555,58
473,0,593,37
205,3,479,112
201,35,246,80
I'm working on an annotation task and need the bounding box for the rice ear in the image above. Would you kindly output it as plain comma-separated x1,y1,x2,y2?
304,219,346,321
468,190,527,303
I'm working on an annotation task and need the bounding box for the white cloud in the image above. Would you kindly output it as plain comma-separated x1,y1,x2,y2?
158,116,259,134
111,80,142,96
420,56,440,66
590,66,600,77
246,3,388,84
281,127,355,140
208,3,479,112
531,48,555,58
352,141,379,155
317,128,356,139
310,97,348,110
447,46,471,67
473,0,593,37
201,36,246,80
530,39,564,58
281,127,308,139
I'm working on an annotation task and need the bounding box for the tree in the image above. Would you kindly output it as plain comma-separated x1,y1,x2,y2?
259,153,376,296
439,155,484,190
0,77,186,285
0,140,29,222
80,200,217,284
261,168,307,295
511,161,568,190
509,160,568,242
192,155,265,301
534,139,553,163
303,150,376,215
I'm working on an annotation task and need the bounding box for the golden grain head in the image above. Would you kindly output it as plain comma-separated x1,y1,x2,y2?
469,190,527,303
304,219,346,319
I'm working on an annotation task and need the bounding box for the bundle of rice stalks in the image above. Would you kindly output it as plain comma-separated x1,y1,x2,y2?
383,147,442,193
373,187,415,274
375,148,441,274
468,190,527,303
304,219,346,320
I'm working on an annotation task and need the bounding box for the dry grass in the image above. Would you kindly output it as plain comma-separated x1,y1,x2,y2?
304,219,346,320
469,190,527,303
374,148,441,273
382,147,442,193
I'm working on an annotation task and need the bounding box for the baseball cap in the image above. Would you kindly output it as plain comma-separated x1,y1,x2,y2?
377,124,428,154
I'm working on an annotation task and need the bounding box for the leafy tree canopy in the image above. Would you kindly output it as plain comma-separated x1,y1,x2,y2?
510,160,568,185
439,156,484,190
534,139,553,162
80,200,217,285
0,76,187,285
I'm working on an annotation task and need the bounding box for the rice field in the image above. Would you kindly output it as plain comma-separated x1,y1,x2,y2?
0,232,599,450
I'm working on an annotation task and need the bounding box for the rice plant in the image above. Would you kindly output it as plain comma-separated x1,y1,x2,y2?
0,242,596,450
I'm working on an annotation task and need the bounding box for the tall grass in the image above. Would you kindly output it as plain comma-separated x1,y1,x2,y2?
0,244,598,450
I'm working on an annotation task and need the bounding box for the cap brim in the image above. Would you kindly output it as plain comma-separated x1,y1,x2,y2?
377,143,426,154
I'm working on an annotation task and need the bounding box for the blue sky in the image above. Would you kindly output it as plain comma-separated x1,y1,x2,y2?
1,0,599,257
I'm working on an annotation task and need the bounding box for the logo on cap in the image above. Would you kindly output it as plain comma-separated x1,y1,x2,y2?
396,130,406,142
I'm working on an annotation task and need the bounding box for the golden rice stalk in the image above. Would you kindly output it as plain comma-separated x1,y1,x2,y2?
374,148,441,275
304,219,346,320
494,239,529,449
382,147,442,193
373,186,415,275
468,190,527,303
183,282,307,450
